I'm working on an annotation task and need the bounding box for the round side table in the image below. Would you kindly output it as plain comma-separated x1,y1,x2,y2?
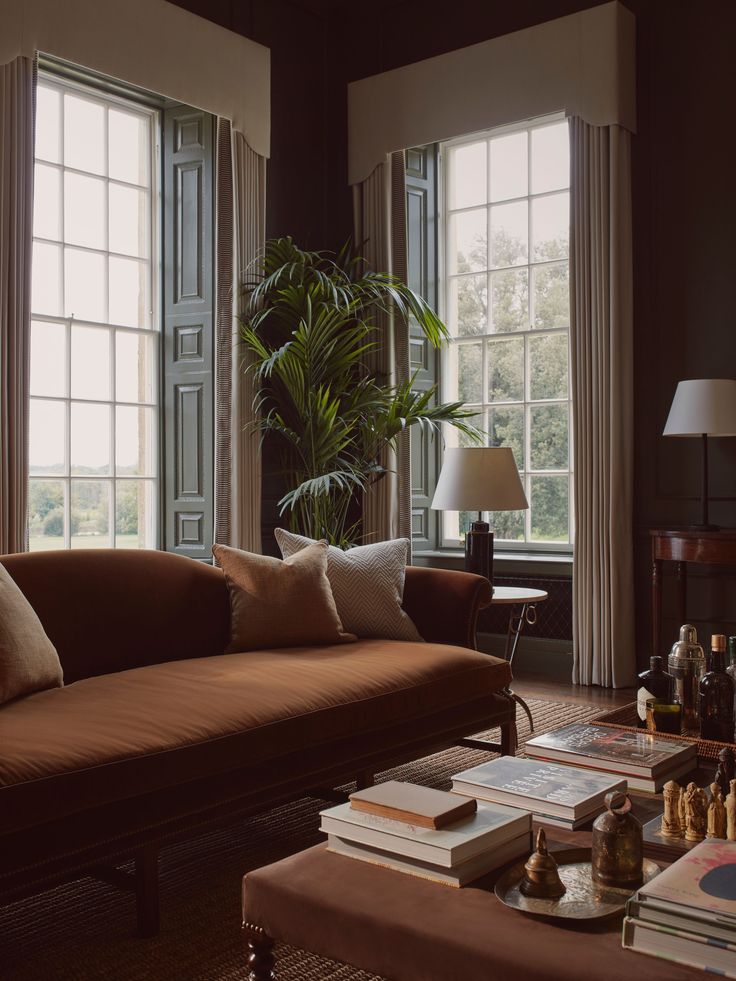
490,585,548,732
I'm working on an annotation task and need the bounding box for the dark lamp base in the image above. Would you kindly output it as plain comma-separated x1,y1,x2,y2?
465,521,494,585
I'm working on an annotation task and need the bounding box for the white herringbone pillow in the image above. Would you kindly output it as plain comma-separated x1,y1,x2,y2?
274,530,422,642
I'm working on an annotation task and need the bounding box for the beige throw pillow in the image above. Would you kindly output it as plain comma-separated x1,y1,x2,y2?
0,564,63,705
274,530,422,642
213,542,356,652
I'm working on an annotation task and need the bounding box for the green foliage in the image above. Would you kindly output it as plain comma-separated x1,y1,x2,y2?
240,237,482,546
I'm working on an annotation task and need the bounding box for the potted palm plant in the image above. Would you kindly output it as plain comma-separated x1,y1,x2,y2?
240,237,480,547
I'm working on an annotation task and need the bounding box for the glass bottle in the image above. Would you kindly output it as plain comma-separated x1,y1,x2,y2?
700,635,735,742
636,656,674,729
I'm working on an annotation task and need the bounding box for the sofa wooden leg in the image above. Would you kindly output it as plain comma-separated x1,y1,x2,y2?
244,923,275,980
135,847,160,938
356,770,374,791
501,719,518,756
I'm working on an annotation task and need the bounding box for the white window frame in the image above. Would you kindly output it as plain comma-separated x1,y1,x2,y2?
438,112,573,554
29,71,161,550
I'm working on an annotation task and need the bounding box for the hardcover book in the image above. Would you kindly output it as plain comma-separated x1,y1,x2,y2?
349,781,477,829
319,800,531,868
451,756,626,823
622,916,736,978
636,839,736,922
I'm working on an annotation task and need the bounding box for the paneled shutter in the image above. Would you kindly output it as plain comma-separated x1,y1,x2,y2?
406,145,440,552
161,106,215,559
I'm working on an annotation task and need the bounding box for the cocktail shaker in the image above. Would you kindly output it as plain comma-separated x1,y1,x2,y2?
668,624,706,731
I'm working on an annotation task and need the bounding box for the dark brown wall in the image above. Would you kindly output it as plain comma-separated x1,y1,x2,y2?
176,0,736,659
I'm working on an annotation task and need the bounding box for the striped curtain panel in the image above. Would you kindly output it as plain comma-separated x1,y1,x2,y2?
569,117,635,688
352,151,411,548
214,119,266,553
0,56,35,554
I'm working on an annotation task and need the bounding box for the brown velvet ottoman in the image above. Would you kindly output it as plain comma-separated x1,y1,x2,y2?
242,843,707,981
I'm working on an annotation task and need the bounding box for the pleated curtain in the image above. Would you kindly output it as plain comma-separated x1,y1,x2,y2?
214,119,266,553
569,116,635,687
352,151,412,547
0,56,35,554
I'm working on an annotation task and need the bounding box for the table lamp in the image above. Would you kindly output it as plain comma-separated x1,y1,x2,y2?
431,446,528,582
663,378,736,530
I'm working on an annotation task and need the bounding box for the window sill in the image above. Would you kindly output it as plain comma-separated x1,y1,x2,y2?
412,549,573,577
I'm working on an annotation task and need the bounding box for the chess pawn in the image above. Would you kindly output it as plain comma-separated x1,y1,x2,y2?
661,780,682,837
727,780,736,841
707,783,727,839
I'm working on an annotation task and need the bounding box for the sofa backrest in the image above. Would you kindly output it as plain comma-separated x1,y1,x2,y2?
0,549,230,683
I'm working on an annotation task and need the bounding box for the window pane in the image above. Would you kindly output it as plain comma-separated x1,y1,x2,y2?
490,131,527,202
33,164,62,241
530,404,568,469
488,337,523,402
65,248,105,322
31,242,62,316
448,209,486,274
109,257,149,328
493,508,525,542
457,343,482,403
29,399,65,475
64,172,105,250
448,275,487,336
64,94,105,175
448,142,487,210
109,109,149,185
490,200,527,268
30,321,66,397
532,193,569,261
36,86,61,163
71,480,110,547
28,479,66,551
71,324,110,400
116,331,156,403
488,405,524,471
491,268,528,332
530,474,568,542
116,405,156,476
71,402,111,475
116,480,156,548
533,262,570,330
531,122,569,194
109,185,148,258
529,334,568,400
457,410,485,449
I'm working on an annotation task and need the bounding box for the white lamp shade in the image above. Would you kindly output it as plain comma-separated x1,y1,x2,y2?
663,379,736,437
431,447,528,512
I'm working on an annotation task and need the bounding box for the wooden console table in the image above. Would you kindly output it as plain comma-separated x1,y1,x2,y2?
650,527,736,656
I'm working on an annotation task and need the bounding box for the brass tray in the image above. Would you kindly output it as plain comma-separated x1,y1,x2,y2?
494,848,660,921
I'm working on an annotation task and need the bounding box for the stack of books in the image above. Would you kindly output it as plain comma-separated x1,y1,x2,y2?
525,723,697,792
450,756,626,829
320,780,532,886
623,839,736,976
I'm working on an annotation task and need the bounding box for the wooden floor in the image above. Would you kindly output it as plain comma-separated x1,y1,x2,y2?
512,671,635,707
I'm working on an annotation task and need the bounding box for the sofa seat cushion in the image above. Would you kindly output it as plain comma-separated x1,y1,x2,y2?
0,641,511,834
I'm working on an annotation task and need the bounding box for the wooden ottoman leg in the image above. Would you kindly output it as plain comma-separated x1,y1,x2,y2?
244,922,275,981
135,847,160,938
501,718,518,756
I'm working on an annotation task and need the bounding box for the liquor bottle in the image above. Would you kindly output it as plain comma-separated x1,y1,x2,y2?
726,636,736,687
700,635,735,742
636,656,674,729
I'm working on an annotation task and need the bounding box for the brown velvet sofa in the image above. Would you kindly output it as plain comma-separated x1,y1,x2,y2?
0,549,515,935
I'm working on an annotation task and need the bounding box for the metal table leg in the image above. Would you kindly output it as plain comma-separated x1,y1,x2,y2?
503,602,538,732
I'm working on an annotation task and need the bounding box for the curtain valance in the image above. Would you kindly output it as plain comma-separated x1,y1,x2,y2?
0,0,270,157
348,0,634,184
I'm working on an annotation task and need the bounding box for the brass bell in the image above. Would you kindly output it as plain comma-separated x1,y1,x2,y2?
520,828,566,899
591,791,643,890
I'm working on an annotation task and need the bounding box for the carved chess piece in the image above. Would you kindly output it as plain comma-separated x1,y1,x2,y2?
678,783,687,831
708,783,728,839
661,780,683,837
685,782,707,842
519,828,566,899
716,748,735,800
726,780,736,841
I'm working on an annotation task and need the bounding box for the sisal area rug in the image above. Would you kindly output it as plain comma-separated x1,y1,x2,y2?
2,698,598,981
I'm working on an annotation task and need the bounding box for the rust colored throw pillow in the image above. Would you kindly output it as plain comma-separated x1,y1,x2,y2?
274,529,422,642
0,563,63,705
213,542,356,653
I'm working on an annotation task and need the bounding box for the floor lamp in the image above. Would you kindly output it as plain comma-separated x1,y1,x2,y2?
431,447,528,585
663,379,736,530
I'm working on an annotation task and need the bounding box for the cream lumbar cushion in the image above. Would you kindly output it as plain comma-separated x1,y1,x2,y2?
213,541,356,653
274,530,422,642
0,564,63,705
